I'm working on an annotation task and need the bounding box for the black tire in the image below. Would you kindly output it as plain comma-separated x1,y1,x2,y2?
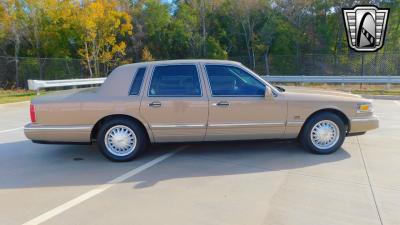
299,112,346,154
97,118,147,162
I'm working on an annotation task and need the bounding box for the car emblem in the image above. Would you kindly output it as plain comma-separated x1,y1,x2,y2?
342,5,389,52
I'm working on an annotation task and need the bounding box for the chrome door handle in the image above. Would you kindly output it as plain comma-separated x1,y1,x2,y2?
213,101,230,107
149,101,162,107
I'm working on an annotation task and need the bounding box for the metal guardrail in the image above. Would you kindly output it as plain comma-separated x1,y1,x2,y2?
28,75,400,95
28,78,106,94
262,75,400,84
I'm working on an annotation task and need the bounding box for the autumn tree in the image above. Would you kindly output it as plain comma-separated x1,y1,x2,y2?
1,0,400,86
141,46,154,61
76,0,133,77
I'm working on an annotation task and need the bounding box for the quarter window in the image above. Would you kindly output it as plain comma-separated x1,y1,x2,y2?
149,65,201,96
205,65,265,96
129,67,146,95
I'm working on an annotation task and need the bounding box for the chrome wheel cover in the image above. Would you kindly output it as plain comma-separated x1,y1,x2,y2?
310,120,340,150
104,125,137,157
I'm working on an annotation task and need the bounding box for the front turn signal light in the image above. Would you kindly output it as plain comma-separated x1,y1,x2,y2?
357,103,373,113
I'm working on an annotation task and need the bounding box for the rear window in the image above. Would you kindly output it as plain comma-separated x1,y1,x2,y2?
129,67,146,95
149,65,201,96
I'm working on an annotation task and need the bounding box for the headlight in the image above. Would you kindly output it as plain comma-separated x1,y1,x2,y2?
357,103,373,113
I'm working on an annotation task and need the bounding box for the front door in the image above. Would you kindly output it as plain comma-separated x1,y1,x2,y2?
203,64,287,141
140,64,208,142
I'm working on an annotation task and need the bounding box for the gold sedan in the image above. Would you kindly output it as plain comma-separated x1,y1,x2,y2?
24,60,378,162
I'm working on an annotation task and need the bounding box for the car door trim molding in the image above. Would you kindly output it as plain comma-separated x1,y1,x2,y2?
208,122,286,128
286,121,305,126
24,125,93,132
151,124,206,129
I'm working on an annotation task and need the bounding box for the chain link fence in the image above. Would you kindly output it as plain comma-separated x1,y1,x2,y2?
266,53,400,76
1,54,400,89
233,53,400,76
0,56,122,89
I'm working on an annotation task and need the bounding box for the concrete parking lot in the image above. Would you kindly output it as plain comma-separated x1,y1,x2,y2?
0,100,399,225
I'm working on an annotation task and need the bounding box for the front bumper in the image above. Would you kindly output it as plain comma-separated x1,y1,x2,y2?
349,115,379,134
24,123,93,143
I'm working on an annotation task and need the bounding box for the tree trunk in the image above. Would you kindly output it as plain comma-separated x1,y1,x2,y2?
33,14,43,80
247,18,255,69
91,40,99,77
14,33,20,88
241,22,252,69
296,14,301,74
265,49,270,75
84,42,93,78
251,49,255,70
201,0,207,57
12,26,20,88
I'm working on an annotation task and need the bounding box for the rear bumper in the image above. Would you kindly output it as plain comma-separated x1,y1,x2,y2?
24,123,93,143
349,115,379,134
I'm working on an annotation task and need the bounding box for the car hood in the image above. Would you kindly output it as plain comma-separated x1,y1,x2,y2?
281,86,364,101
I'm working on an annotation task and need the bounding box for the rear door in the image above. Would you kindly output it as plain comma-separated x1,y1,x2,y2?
140,63,208,142
203,64,287,141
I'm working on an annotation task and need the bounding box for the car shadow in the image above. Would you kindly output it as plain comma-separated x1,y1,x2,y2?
0,139,351,189
132,140,351,188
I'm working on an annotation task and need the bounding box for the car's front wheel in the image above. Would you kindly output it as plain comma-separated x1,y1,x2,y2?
97,118,147,162
300,112,346,154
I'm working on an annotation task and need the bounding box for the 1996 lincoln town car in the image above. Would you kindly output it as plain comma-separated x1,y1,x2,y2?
25,60,379,162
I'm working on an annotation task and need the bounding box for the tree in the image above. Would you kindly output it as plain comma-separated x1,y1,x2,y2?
141,0,172,59
129,0,146,62
141,46,154,61
0,0,27,87
23,0,80,79
181,0,222,56
169,1,202,58
76,0,133,77
229,0,270,69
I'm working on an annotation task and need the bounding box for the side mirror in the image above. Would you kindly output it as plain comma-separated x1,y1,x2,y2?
264,86,272,100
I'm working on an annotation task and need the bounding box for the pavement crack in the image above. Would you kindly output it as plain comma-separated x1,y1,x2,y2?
357,136,384,225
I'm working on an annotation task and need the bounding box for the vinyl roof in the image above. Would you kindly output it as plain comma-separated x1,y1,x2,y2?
118,59,242,68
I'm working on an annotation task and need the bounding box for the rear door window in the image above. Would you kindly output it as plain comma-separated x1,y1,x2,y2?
149,65,201,96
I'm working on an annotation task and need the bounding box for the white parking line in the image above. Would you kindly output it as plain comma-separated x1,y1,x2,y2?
22,145,188,225
0,101,30,108
0,127,23,134
394,101,400,107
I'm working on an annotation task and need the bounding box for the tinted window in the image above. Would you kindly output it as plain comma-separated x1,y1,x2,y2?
205,65,265,96
149,65,201,96
129,67,146,95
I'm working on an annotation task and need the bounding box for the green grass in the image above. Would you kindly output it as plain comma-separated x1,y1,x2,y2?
0,89,38,104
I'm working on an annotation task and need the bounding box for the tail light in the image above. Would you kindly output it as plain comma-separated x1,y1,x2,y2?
30,104,36,123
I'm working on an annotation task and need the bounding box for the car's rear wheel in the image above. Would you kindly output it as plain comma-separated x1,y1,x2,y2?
97,118,147,162
300,112,346,154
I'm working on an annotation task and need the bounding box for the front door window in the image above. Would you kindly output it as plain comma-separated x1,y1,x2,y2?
205,65,265,96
